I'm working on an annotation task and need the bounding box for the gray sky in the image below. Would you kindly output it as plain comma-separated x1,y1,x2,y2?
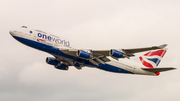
1,0,180,101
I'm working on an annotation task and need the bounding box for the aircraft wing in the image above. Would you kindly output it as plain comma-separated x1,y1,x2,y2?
60,44,167,59
59,44,167,66
91,44,167,57
122,44,167,54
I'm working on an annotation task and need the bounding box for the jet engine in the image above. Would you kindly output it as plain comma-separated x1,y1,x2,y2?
46,57,59,66
74,61,81,68
46,57,69,70
55,63,69,70
110,49,124,58
76,50,91,59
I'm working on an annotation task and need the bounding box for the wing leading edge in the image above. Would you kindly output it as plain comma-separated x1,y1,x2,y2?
91,44,167,57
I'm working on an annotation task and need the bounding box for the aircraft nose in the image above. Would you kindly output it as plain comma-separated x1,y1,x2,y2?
9,30,15,36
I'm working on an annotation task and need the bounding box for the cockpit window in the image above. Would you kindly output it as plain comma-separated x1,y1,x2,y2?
21,26,27,28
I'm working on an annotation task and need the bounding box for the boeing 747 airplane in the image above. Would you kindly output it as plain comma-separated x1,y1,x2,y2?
9,26,175,76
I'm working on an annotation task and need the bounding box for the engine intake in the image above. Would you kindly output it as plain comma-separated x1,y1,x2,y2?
110,49,124,58
46,57,59,66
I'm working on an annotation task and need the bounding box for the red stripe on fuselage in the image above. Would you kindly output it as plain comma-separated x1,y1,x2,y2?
38,39,46,42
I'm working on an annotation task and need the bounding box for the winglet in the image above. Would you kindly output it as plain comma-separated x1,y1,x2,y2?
156,44,167,49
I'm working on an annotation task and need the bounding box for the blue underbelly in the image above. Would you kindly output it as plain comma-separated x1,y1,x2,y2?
13,36,133,74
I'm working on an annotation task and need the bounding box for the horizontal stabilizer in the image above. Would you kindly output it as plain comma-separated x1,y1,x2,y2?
142,67,176,72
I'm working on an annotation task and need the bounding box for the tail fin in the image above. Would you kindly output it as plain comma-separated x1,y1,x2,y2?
139,48,167,68
139,48,168,75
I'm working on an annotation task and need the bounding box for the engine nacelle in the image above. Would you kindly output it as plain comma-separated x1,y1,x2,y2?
74,62,81,67
110,49,124,58
55,63,69,70
46,57,59,66
77,50,91,59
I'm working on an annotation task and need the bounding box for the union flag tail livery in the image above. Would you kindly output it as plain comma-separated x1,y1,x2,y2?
139,49,175,76
139,49,167,68
10,26,176,76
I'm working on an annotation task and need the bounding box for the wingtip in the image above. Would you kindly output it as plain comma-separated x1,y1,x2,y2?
158,44,168,49
166,67,177,71
171,67,177,70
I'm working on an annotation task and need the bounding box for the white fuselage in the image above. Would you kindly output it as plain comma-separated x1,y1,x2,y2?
9,26,157,76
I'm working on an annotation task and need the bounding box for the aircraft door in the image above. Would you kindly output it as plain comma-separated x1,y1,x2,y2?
33,34,37,41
